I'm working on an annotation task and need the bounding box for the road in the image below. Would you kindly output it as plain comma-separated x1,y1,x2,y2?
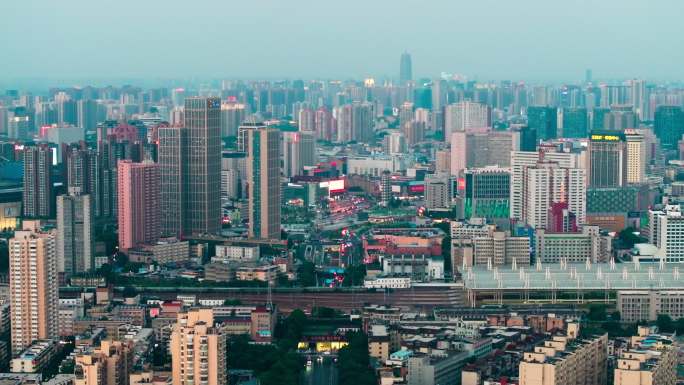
301,356,337,385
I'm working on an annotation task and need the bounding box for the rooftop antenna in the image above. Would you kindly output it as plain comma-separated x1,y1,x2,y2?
536,258,542,272
610,257,616,271
512,258,518,271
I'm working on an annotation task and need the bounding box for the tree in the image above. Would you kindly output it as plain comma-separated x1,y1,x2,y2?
337,331,376,385
675,318,684,334
342,264,366,287
587,304,607,321
656,314,674,333
618,227,642,249
610,311,621,321
297,261,316,287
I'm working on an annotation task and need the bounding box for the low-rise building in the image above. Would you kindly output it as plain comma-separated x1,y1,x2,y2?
363,277,412,289
617,290,684,322
613,326,678,385
11,340,59,373
235,265,278,285
518,323,608,385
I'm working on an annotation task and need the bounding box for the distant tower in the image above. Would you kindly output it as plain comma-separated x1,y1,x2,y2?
381,170,392,206
400,52,412,84
23,144,53,218
585,69,592,84
247,127,281,240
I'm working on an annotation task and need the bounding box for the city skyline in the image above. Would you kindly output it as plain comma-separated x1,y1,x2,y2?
3,0,684,86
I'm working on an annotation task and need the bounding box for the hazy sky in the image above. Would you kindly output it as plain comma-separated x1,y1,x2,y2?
2,0,684,84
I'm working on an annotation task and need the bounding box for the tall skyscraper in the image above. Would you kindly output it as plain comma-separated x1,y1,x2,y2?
184,97,222,235
159,124,185,238
399,52,412,84
589,131,627,188
444,101,491,138
282,131,316,178
522,161,586,229
527,106,558,141
510,149,582,223
625,129,646,185
56,191,93,276
9,221,58,355
22,145,53,218
220,100,246,137
159,97,222,238
247,128,281,240
654,105,684,148
171,309,227,385
77,99,98,132
117,160,160,250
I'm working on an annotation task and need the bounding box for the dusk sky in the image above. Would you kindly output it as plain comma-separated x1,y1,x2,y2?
2,0,684,84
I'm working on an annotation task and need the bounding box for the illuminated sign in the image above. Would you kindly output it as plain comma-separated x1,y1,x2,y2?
591,134,621,141
319,179,345,192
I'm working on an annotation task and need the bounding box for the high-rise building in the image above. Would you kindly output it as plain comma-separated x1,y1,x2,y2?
444,101,491,139
159,97,222,238
56,191,93,276
604,105,637,131
9,221,58,355
158,125,185,239
247,128,281,240
589,131,627,188
629,79,649,122
22,145,53,218
450,129,519,176
461,167,511,219
522,161,586,229
384,131,406,155
624,129,646,184
424,174,451,210
519,325,607,385
220,101,246,138
74,340,133,385
527,106,558,140
399,52,412,84
335,102,373,143
654,105,684,148
171,309,227,385
314,107,334,141
650,205,684,263
510,149,581,223
185,97,222,236
560,107,588,138
282,131,316,178
381,170,392,206
298,107,315,132
117,160,160,250
77,99,98,132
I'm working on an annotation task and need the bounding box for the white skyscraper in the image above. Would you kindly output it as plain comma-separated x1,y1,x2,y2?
510,150,581,221
523,162,586,229
9,221,58,355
